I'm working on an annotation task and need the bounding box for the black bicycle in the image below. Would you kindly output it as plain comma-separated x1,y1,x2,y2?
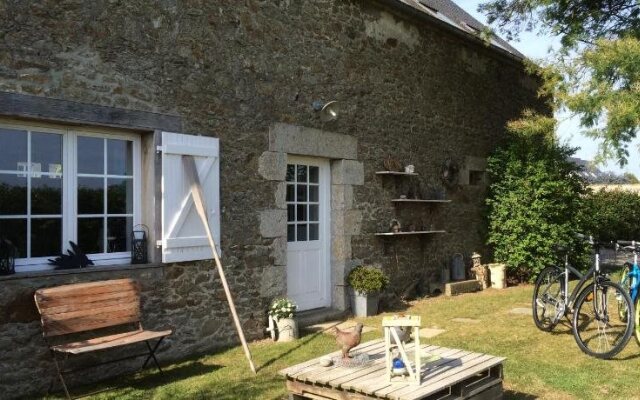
532,236,635,359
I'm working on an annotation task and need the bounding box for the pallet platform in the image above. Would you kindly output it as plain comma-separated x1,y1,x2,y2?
279,339,505,400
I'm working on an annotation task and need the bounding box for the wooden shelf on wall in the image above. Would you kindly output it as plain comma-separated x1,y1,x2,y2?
391,199,451,203
375,171,419,176
374,230,447,237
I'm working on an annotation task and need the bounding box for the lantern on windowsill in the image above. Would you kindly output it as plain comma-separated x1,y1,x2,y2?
0,238,16,276
131,225,148,264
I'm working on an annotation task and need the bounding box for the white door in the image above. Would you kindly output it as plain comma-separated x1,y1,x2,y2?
286,156,331,311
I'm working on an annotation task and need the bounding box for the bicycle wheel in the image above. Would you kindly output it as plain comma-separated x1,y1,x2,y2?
572,280,634,359
532,266,566,331
618,263,631,322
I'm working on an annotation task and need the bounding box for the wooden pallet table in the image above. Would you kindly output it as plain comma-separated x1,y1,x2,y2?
279,339,505,400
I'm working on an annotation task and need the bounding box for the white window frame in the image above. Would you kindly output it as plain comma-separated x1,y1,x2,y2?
0,120,142,272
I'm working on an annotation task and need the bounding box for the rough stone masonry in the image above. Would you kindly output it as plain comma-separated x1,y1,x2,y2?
0,0,546,397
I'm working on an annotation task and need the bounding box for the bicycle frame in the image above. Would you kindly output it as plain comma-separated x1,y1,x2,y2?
623,241,640,303
560,246,605,313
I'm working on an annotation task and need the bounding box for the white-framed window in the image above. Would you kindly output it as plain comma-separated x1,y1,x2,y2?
0,120,141,272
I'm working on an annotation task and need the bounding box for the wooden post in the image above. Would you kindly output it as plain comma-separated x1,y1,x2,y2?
183,155,257,374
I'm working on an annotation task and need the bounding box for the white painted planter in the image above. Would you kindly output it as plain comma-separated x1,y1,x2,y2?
488,263,506,289
275,317,299,342
351,291,380,317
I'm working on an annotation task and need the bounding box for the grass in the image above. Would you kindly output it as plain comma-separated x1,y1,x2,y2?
47,285,640,400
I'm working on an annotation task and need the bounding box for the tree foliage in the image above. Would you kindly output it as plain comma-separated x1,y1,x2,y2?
480,0,640,166
486,112,588,278
580,189,640,242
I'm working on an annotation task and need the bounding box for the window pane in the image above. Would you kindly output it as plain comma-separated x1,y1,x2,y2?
296,184,307,202
297,224,307,241
32,132,62,171
309,166,319,183
107,217,132,253
31,176,62,215
107,139,133,176
287,224,295,242
0,219,26,258
78,218,104,254
309,223,319,240
31,218,61,257
0,128,27,171
287,204,295,222
309,205,319,221
0,174,27,215
296,165,307,183
78,177,104,214
286,165,295,182
309,186,319,202
107,178,133,214
296,205,307,222
77,136,104,174
286,184,294,202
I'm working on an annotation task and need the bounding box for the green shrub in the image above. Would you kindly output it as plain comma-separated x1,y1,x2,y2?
347,266,389,295
486,112,589,279
580,189,640,242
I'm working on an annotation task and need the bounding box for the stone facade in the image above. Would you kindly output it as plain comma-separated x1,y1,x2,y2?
0,0,545,397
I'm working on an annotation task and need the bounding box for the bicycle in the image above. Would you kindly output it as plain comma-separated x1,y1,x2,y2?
616,240,640,345
532,236,635,359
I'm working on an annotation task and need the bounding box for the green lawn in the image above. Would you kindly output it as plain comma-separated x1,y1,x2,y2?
49,285,640,400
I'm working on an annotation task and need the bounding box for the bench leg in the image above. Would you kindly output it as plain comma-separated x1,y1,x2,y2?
142,338,165,373
51,351,72,399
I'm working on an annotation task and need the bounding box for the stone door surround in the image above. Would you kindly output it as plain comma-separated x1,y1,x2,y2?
258,123,364,311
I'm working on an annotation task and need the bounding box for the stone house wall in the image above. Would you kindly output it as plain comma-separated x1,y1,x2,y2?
0,0,546,397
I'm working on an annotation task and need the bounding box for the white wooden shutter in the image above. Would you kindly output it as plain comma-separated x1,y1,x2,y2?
160,132,220,263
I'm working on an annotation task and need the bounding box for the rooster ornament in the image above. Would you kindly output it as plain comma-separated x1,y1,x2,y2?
333,323,363,359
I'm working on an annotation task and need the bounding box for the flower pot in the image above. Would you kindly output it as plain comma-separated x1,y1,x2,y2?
351,290,380,317
488,263,506,289
275,317,298,342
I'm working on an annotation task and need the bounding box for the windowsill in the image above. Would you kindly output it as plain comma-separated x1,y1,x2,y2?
0,262,164,281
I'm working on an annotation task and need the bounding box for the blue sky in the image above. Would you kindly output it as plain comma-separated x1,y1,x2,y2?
457,0,640,177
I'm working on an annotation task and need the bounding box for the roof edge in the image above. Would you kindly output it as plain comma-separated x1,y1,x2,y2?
374,0,526,65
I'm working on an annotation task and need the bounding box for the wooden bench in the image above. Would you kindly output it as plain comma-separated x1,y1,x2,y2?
34,278,172,399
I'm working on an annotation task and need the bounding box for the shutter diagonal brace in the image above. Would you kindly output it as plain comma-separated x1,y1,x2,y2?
182,155,257,374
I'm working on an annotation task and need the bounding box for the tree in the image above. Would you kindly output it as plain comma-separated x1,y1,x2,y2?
486,112,588,279
580,189,640,241
479,0,640,166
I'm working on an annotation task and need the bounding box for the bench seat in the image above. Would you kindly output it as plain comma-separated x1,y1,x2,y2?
34,278,172,399
52,329,173,355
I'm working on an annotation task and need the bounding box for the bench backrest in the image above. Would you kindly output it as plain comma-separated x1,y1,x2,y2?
34,278,142,338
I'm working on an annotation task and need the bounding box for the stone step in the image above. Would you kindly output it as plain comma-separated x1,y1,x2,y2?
296,307,349,328
445,279,482,296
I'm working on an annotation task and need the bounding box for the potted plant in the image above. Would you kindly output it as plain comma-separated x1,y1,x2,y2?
348,265,389,317
268,298,298,342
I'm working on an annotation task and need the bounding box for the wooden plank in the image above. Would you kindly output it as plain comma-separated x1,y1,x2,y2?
41,302,140,323
375,171,419,176
321,345,442,388
37,290,138,315
43,308,140,337
0,91,182,131
357,348,477,397
299,342,389,383
374,231,447,236
391,199,451,203
329,346,450,388
52,329,172,354
286,380,376,400
393,355,503,400
287,341,384,380
339,342,423,392
35,279,137,297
